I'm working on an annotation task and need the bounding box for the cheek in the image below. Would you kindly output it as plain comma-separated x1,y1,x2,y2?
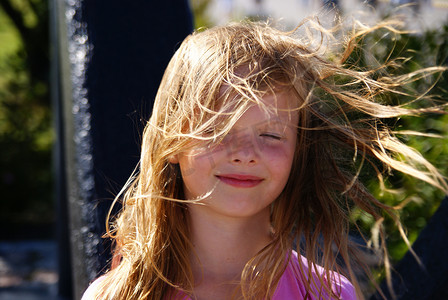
262,143,295,176
179,155,202,179
178,154,207,200
178,147,221,178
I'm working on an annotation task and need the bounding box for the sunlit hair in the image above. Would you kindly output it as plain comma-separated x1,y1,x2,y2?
94,19,447,299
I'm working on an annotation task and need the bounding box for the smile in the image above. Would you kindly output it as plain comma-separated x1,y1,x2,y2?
216,174,264,188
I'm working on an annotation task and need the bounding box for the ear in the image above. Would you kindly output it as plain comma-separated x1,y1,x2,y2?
168,154,179,164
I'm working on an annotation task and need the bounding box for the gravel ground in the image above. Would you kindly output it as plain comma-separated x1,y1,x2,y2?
0,240,60,300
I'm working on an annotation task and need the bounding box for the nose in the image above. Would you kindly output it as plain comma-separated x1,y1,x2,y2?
227,130,258,165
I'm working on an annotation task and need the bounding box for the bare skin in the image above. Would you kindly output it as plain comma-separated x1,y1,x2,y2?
188,205,272,300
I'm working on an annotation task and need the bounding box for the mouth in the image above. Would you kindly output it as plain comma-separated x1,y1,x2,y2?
215,174,264,188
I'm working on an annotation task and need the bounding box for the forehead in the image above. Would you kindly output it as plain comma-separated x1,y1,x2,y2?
250,89,299,125
219,83,299,113
218,80,298,104
222,88,300,134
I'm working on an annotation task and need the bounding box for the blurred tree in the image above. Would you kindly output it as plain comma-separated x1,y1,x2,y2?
347,22,448,263
190,0,213,29
0,0,49,93
0,0,52,229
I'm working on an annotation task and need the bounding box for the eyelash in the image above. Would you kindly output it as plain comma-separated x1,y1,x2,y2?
260,133,283,140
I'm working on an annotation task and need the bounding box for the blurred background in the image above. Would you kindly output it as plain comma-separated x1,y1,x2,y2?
0,0,447,299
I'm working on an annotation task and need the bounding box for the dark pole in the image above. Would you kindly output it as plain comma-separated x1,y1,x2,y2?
53,1,193,298
51,0,72,298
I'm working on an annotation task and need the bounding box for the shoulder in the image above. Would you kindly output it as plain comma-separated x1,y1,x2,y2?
275,251,357,300
81,276,106,300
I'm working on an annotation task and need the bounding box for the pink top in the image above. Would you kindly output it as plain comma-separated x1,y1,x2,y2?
171,251,356,300
272,251,356,299
82,251,356,299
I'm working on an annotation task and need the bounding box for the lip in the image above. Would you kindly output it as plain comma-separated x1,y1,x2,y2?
216,174,264,188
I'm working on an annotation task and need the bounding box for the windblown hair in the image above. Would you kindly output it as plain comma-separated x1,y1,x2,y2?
94,20,447,299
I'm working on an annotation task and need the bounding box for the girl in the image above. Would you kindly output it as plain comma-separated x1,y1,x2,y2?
82,20,447,299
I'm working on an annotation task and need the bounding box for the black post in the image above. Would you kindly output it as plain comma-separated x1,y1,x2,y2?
51,0,72,298
53,1,193,298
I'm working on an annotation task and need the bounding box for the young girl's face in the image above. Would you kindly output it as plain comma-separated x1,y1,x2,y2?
172,89,299,220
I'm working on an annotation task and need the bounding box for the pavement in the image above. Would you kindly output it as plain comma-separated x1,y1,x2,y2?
0,240,60,300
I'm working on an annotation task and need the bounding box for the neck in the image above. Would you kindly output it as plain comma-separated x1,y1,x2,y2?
187,205,272,284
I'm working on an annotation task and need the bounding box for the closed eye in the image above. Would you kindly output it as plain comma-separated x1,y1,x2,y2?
260,133,283,140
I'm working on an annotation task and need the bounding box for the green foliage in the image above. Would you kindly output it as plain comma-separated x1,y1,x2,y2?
349,23,448,262
190,0,213,29
0,0,52,225
0,9,21,61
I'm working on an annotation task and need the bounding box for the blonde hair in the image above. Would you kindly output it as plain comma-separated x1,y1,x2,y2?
94,20,447,299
